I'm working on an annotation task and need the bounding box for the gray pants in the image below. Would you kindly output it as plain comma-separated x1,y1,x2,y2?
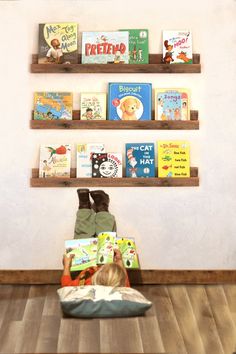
74,209,117,239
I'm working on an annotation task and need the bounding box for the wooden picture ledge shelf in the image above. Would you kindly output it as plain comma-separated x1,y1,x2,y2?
30,167,199,187
31,53,201,74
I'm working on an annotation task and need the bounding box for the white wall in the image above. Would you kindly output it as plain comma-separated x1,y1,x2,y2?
1,0,236,269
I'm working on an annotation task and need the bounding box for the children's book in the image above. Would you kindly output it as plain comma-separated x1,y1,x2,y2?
108,83,152,121
76,143,105,178
80,93,106,120
34,92,73,120
38,23,78,64
92,153,122,178
39,144,71,178
125,143,155,177
154,88,190,121
162,30,192,64
120,29,149,64
81,31,129,64
157,141,190,178
65,238,98,271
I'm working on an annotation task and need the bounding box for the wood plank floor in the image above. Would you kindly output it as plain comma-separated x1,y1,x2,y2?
0,284,236,354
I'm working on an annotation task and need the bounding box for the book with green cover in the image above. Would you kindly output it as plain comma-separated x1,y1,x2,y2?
120,29,149,64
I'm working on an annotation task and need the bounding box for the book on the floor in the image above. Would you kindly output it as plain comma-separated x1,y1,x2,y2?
157,140,190,178
125,143,155,177
120,29,149,64
65,232,139,271
39,144,71,178
33,92,73,120
154,88,190,121
162,30,192,64
81,31,129,64
38,22,78,64
80,93,107,120
91,152,122,178
76,143,105,178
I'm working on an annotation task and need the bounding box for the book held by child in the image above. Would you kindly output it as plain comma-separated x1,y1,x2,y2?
34,92,73,120
39,144,71,178
162,30,192,64
80,93,106,120
126,143,155,177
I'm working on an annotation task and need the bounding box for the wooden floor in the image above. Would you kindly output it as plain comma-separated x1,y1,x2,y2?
0,284,236,354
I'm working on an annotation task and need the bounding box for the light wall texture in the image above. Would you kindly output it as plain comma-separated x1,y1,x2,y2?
0,0,236,269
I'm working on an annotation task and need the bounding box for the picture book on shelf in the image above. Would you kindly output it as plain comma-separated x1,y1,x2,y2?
80,93,106,120
125,143,155,177
154,88,190,121
157,141,190,178
38,23,78,64
81,31,129,64
34,92,73,120
92,153,122,178
65,232,139,271
162,30,192,64
108,82,152,121
76,143,105,178
39,144,71,178
120,29,149,64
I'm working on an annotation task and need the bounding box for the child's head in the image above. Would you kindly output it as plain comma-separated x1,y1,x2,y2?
51,39,60,49
92,263,126,287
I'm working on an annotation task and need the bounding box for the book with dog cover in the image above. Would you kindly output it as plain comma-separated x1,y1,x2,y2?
76,143,105,178
38,23,78,64
120,29,149,64
39,144,71,178
91,153,122,178
81,31,129,64
162,30,192,64
125,143,155,177
108,82,152,121
80,93,107,120
154,88,190,120
34,92,73,120
157,140,190,178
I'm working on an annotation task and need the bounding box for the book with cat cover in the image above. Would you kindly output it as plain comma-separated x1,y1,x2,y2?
162,30,192,64
120,29,149,64
157,141,190,178
38,23,78,64
92,153,122,178
125,143,155,177
76,143,105,178
39,144,71,178
81,31,129,64
154,88,190,121
34,92,73,120
80,93,106,120
108,82,152,121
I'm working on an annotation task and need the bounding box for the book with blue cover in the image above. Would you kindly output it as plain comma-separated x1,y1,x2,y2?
125,143,155,177
108,83,152,121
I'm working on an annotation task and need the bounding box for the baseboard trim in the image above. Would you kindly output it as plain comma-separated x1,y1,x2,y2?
1,269,236,285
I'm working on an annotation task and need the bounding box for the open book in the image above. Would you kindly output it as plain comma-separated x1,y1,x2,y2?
65,232,139,272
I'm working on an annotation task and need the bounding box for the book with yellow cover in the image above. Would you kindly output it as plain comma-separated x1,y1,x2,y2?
157,141,190,178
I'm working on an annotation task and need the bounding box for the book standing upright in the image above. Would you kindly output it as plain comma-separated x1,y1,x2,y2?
163,30,192,64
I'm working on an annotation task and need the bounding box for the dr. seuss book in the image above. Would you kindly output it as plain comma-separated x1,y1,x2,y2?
125,143,155,177
34,92,73,120
154,88,190,121
81,31,129,64
120,29,149,64
92,153,122,178
108,83,152,121
162,31,192,64
80,93,106,120
38,23,78,64
39,144,71,178
157,141,190,178
76,143,105,178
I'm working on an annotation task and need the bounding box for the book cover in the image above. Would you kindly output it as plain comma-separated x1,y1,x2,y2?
157,141,190,178
125,143,155,177
39,144,71,178
97,232,116,265
92,153,122,178
76,143,105,178
108,83,152,121
163,30,192,64
116,237,139,269
120,29,149,64
65,238,98,271
81,31,129,64
34,92,73,120
38,23,78,64
80,93,106,120
154,88,190,121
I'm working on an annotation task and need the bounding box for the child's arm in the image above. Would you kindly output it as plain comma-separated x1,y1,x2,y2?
61,254,80,287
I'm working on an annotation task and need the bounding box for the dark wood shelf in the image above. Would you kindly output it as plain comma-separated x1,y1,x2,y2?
30,167,199,187
31,110,199,130
31,54,201,74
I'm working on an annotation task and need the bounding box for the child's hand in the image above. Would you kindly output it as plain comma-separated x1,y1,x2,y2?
62,254,74,269
113,249,122,263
